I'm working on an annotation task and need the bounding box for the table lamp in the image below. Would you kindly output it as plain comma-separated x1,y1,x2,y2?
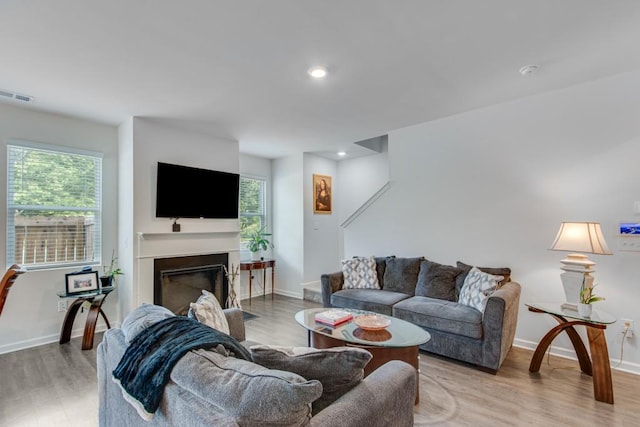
549,222,611,309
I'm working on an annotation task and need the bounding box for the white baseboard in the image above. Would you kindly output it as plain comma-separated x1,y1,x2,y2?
274,289,303,299
513,338,640,375
301,280,321,288
0,323,115,355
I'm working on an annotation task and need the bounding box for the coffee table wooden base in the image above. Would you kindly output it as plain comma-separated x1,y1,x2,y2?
308,331,421,404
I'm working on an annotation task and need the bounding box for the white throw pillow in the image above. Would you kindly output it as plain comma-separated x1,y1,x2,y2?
341,257,380,290
189,290,230,334
458,267,504,312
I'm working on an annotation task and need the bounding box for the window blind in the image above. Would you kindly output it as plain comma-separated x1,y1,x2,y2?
6,144,102,269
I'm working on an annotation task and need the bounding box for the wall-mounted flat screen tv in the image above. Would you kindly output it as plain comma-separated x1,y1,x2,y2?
156,162,239,219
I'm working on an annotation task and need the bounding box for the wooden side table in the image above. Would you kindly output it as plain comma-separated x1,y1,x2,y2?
240,259,275,303
526,302,616,403
58,287,114,350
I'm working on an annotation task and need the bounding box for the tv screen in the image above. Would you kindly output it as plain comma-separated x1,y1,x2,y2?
156,162,239,219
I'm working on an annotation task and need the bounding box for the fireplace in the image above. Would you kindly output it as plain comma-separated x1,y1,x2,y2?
153,253,228,315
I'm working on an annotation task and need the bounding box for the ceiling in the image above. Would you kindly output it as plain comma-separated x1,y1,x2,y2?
1,1,640,159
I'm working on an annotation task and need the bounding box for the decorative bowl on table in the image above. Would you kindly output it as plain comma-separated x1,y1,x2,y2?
354,314,391,331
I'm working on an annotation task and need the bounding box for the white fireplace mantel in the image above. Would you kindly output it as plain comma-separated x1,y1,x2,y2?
135,230,240,306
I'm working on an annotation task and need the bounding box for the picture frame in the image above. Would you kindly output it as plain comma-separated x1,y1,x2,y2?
65,270,99,294
313,174,332,214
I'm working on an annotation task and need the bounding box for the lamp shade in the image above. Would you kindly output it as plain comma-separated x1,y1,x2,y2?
549,222,612,255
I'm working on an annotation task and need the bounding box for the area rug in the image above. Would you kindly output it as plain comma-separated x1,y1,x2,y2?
242,311,258,321
413,371,458,425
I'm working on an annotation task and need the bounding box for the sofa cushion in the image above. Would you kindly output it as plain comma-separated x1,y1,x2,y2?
458,267,504,312
331,289,411,316
342,257,380,290
171,348,322,425
188,289,230,334
456,261,511,297
250,345,372,415
392,296,483,339
121,303,175,345
382,257,423,295
415,260,464,302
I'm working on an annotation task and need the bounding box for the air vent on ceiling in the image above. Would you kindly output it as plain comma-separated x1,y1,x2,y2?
0,89,34,103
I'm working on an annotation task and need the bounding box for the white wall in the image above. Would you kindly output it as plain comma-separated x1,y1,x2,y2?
303,154,339,284
238,153,273,299
344,70,640,372
117,117,241,317
0,103,118,354
272,154,304,297
337,150,389,224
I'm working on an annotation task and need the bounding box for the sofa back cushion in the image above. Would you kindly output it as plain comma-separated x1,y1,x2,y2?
250,345,372,415
382,257,423,294
170,348,322,425
415,260,464,302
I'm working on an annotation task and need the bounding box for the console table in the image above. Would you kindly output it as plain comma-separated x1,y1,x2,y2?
240,259,275,303
526,302,616,403
58,287,114,350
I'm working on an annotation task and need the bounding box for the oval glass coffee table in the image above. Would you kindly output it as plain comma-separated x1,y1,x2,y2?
295,307,430,403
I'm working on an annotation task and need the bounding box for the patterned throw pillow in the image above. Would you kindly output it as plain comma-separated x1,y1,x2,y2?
458,267,504,312
188,290,230,334
341,257,380,289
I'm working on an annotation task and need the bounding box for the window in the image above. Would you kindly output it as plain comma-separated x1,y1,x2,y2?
239,176,266,248
7,143,102,269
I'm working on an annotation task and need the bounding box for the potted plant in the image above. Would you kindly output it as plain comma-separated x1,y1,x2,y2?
578,279,604,317
248,226,273,260
100,250,123,288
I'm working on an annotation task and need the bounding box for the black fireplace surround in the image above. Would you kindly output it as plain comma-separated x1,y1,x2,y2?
153,253,229,315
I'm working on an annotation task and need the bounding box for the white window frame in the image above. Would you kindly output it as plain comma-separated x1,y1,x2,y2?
6,141,102,270
239,175,267,251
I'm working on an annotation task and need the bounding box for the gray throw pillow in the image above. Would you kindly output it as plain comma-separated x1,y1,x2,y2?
456,261,511,298
382,256,424,295
415,260,464,301
250,345,372,415
176,349,322,425
121,303,175,345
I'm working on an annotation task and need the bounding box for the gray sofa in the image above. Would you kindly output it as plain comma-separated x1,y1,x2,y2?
321,257,521,373
97,307,416,426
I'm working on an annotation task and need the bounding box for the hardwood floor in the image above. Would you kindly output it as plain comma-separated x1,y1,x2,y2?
1,294,638,426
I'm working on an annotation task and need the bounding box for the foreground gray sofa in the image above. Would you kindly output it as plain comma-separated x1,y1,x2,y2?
322,257,521,373
97,307,416,426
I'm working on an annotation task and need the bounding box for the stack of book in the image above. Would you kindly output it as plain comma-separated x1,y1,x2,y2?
314,309,353,326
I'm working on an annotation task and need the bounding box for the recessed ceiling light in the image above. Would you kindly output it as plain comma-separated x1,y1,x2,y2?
308,66,328,79
519,64,539,76
337,151,346,156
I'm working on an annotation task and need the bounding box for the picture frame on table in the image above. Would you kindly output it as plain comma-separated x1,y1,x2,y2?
65,270,99,294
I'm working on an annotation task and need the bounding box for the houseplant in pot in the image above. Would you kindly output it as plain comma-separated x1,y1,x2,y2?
248,227,273,260
100,250,123,288
578,280,604,317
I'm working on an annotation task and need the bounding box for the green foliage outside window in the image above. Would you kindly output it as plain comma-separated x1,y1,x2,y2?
239,177,266,247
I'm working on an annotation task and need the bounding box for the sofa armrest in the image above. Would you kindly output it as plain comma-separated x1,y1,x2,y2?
481,281,521,371
320,271,345,308
223,308,245,342
310,360,415,427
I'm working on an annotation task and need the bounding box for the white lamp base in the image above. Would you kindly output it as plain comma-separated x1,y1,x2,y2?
559,253,595,310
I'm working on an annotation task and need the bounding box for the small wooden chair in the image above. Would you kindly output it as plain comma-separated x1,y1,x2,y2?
0,264,26,317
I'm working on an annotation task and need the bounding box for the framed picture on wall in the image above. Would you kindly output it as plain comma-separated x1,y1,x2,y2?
65,270,99,294
313,174,332,214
